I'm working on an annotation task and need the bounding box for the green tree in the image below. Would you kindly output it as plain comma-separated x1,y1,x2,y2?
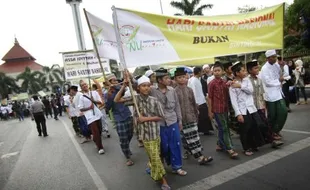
0,72,19,99
238,5,258,13
284,0,310,55
40,64,64,91
170,0,213,16
16,67,42,94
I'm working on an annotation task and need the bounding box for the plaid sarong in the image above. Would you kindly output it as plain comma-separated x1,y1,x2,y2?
143,138,166,181
181,122,203,159
115,117,134,159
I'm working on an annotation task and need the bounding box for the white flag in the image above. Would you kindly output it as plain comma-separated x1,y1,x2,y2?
112,8,180,68
85,11,119,60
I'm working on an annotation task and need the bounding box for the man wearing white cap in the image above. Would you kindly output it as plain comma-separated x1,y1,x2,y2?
260,50,287,140
145,69,157,87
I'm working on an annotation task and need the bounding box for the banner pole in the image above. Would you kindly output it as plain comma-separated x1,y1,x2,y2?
281,3,285,62
112,6,141,117
83,8,107,80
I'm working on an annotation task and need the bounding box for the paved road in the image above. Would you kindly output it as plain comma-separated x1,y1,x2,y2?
0,103,309,190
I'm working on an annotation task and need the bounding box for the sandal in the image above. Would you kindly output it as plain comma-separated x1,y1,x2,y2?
126,160,134,166
216,146,223,152
273,133,282,140
182,151,189,159
172,169,187,176
227,150,238,159
244,150,254,156
161,184,171,190
198,156,213,165
138,141,144,148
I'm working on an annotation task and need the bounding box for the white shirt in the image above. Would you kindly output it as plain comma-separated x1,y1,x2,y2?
229,77,257,116
64,96,80,117
1,106,9,114
188,76,206,105
207,75,215,85
78,91,103,125
260,62,283,102
282,64,291,84
73,92,82,112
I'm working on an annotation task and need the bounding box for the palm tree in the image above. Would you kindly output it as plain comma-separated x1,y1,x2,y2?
40,64,64,92
170,0,213,16
16,67,42,94
0,72,19,99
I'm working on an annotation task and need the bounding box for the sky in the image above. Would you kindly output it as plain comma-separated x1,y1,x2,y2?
0,0,294,67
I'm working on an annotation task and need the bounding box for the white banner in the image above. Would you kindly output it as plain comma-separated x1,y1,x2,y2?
62,51,111,80
85,11,120,61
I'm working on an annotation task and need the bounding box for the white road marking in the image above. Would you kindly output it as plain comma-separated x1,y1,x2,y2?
1,151,19,159
282,129,310,135
59,119,108,190
178,136,310,190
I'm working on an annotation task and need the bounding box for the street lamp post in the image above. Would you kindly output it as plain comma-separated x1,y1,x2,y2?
159,0,164,14
66,0,86,50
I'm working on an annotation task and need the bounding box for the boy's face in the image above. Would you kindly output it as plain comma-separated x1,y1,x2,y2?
175,75,187,85
150,74,156,83
213,67,223,78
69,89,77,96
225,66,232,74
249,66,259,76
236,67,247,78
158,75,171,86
138,83,151,95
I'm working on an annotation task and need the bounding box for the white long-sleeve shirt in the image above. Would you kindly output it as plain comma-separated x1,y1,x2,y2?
229,77,257,116
78,90,103,125
282,64,291,84
187,76,206,105
260,62,283,102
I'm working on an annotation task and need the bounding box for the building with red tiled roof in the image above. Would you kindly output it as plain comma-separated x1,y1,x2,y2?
0,38,43,75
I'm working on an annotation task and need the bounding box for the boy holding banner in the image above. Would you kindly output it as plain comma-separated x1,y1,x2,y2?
105,74,134,166
150,68,187,176
114,74,171,190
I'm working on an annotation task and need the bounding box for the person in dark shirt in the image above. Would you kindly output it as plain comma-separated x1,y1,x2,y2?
105,74,134,166
42,96,53,118
51,94,59,120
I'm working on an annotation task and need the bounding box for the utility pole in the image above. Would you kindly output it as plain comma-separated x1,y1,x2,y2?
66,0,86,50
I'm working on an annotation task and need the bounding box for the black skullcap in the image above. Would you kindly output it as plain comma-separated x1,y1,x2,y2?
174,67,187,77
223,61,233,70
135,75,142,80
69,85,78,91
155,68,168,77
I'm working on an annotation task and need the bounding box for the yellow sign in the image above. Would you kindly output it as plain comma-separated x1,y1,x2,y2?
113,4,284,67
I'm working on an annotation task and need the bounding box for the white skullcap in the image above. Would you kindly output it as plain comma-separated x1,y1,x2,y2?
295,60,303,67
203,64,210,70
106,74,117,81
137,75,150,86
144,70,154,77
265,50,277,58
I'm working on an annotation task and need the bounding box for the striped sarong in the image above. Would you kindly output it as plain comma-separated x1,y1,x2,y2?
115,117,134,159
143,138,166,181
181,122,203,158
